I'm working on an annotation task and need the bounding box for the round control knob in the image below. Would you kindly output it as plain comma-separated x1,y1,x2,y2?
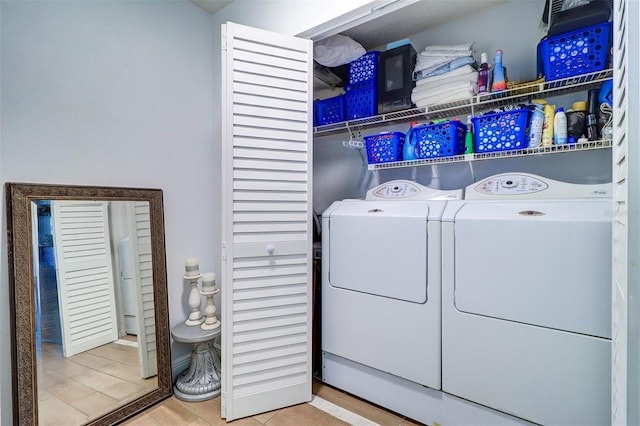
501,179,517,188
266,245,275,255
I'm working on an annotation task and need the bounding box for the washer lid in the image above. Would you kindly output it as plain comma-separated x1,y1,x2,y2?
451,199,611,338
328,202,430,303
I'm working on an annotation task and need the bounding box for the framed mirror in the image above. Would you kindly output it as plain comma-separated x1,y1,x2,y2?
5,183,172,426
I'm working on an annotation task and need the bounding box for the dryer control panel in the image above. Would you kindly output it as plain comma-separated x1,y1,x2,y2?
474,174,548,195
366,180,463,201
466,173,611,200
370,181,421,198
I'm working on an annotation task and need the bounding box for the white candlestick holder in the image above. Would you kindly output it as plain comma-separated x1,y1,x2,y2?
184,275,204,326
200,272,220,330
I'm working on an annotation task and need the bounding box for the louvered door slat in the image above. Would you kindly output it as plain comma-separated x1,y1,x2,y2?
129,201,157,378
612,0,638,424
53,200,119,357
221,21,313,421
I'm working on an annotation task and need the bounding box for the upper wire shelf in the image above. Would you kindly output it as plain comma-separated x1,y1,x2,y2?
367,139,612,171
313,69,613,137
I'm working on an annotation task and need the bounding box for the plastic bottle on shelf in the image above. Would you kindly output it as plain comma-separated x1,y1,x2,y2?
465,115,474,154
554,107,568,145
528,103,545,148
491,49,507,93
587,88,600,140
541,103,556,147
477,53,490,94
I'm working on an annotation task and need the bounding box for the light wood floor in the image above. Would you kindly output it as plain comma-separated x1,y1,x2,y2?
37,340,158,426
121,380,423,426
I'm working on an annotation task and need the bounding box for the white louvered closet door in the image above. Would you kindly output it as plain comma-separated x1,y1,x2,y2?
612,0,639,424
220,22,313,421
52,200,118,358
128,201,157,378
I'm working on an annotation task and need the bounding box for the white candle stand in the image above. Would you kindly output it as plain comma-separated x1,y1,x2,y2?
184,275,204,326
200,273,220,330
184,258,204,326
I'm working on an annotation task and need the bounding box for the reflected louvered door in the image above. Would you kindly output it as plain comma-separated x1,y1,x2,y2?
220,22,313,421
612,0,639,424
129,201,157,378
52,200,118,357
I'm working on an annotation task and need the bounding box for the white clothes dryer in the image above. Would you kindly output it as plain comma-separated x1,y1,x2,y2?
322,179,461,391
441,173,612,425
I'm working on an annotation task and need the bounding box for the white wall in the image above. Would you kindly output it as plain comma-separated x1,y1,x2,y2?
313,0,612,215
0,0,376,422
0,1,215,423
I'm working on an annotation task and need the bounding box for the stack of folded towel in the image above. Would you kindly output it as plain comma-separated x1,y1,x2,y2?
412,43,478,108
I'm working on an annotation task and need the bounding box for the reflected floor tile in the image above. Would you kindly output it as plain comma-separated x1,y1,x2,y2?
69,391,120,418
39,395,88,426
40,372,95,404
99,380,146,402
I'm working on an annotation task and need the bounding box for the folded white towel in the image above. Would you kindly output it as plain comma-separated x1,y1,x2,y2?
415,70,478,90
412,80,476,104
413,87,476,108
414,56,452,73
422,43,474,52
420,49,474,58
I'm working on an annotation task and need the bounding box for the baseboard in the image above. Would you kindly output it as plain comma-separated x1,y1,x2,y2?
171,352,191,382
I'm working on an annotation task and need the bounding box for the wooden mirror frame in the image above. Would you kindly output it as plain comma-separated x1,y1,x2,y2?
5,182,172,426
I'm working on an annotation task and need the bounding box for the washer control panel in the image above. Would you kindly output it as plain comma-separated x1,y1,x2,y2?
474,174,549,195
366,180,463,201
370,181,422,198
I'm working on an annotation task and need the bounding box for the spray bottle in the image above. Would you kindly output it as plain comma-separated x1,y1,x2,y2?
528,102,545,148
541,104,556,146
491,50,507,93
554,107,568,145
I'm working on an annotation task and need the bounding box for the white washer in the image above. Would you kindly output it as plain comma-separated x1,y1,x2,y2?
441,173,612,425
321,180,461,414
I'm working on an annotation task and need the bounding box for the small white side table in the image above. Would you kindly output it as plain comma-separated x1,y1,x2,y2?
171,322,221,402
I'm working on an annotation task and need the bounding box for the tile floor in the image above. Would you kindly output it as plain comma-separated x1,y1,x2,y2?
122,380,423,426
37,340,158,426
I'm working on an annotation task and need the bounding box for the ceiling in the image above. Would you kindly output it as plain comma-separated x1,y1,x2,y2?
189,0,509,49
341,0,508,50
189,0,233,14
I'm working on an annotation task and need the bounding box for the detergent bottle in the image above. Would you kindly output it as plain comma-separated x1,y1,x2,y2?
403,123,419,160
464,115,474,154
491,49,507,93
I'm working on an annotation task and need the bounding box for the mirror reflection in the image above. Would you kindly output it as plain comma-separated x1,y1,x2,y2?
32,200,157,426
6,182,172,426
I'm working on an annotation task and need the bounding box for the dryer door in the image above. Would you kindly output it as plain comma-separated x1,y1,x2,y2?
328,202,428,303
453,199,611,338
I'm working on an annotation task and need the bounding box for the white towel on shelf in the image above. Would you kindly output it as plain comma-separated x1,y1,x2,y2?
413,87,477,108
421,43,474,52
411,80,476,103
415,67,478,89
419,49,474,58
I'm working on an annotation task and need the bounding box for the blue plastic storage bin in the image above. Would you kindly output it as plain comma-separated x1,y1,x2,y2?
407,120,467,159
315,94,345,126
472,109,530,153
345,80,377,120
364,131,405,164
540,22,612,81
349,51,379,84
